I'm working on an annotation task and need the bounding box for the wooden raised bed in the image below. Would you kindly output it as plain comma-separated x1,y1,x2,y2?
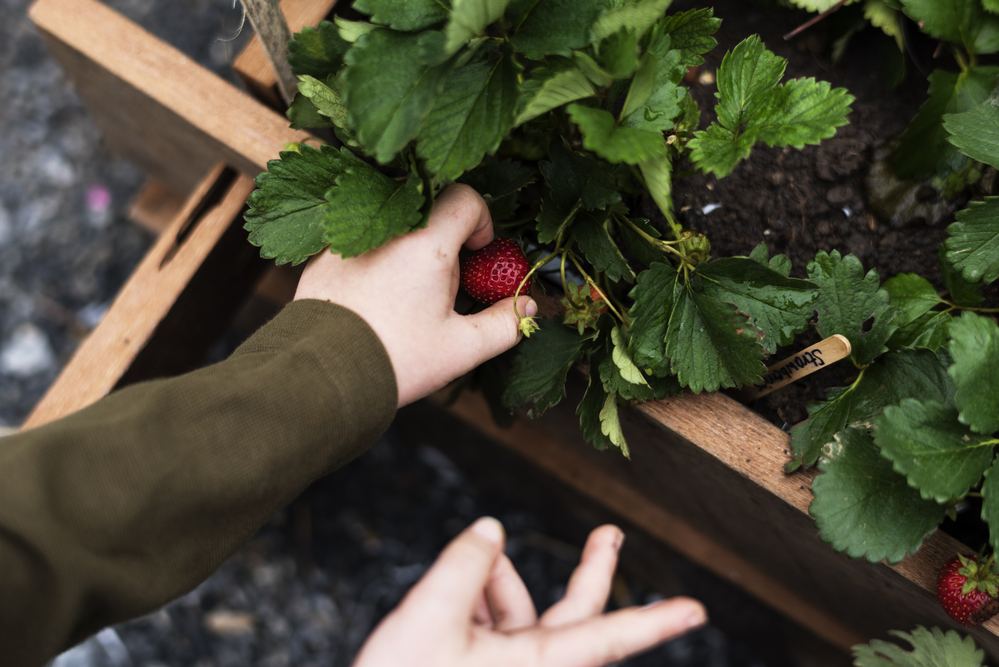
26,0,999,660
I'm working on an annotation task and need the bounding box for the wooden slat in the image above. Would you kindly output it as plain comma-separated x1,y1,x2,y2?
128,179,188,234
20,165,266,430
233,0,341,108
28,0,310,196
436,389,865,653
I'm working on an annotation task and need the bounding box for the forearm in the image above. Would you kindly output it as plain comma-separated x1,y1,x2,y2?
0,299,396,666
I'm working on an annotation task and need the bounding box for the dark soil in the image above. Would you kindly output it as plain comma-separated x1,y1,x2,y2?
658,0,998,429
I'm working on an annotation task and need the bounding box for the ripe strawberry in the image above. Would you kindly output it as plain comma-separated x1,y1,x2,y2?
460,238,532,305
937,554,999,627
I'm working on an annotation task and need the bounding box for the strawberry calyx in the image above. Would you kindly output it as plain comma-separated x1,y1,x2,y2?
957,553,999,597
561,282,608,335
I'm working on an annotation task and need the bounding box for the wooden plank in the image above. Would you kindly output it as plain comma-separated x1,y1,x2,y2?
233,0,341,108
20,165,267,430
28,0,310,196
434,388,866,653
127,179,187,234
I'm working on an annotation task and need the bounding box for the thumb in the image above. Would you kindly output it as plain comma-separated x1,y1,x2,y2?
451,296,538,368
399,517,507,626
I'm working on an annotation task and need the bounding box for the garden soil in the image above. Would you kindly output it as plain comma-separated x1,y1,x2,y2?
664,0,999,429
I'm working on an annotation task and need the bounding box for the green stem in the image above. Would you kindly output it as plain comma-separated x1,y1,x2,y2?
943,303,999,314
568,254,628,324
620,215,686,257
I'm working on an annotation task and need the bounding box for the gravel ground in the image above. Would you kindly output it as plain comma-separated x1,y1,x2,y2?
1,0,816,665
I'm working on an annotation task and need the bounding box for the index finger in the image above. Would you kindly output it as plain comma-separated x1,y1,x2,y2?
425,183,494,251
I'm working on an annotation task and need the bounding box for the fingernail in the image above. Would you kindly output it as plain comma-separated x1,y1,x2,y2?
684,607,708,630
525,299,538,318
471,516,505,545
613,529,625,552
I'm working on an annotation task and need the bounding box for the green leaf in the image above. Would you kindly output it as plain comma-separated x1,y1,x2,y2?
444,0,509,54
784,0,859,11
573,51,615,88
864,0,903,51
697,257,818,354
887,310,953,351
502,318,586,417
944,89,999,169
713,35,786,132
288,21,349,79
852,626,985,667
639,150,673,221
296,75,349,129
899,0,999,55
811,428,946,564
790,348,954,465
597,27,640,79
688,124,758,178
416,49,519,181
353,0,450,31
591,0,673,44
610,325,650,387
988,0,999,14
619,217,671,269
457,158,535,219
567,104,666,165
508,0,604,59
981,460,999,552
628,264,767,392
578,368,614,450
599,392,630,456
750,77,854,149
574,209,635,283
807,250,900,366
344,29,455,163
516,61,597,125
536,143,621,243
883,273,944,327
944,196,999,285
876,398,995,503
627,261,678,377
621,50,658,122
892,67,999,180
322,150,426,258
335,17,379,43
689,35,852,177
621,34,686,132
939,244,984,307
657,8,720,68
287,94,338,130
244,144,350,265
948,312,999,434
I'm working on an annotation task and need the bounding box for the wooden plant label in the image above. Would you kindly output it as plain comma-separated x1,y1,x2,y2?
737,334,852,401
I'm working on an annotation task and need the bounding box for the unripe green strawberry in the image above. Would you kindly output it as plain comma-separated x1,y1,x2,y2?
937,554,999,628
460,238,532,305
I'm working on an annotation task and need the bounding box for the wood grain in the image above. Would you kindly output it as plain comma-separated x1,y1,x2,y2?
29,0,310,195
436,389,866,653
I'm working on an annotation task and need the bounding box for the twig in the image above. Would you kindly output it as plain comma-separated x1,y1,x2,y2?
783,0,847,41
239,0,297,106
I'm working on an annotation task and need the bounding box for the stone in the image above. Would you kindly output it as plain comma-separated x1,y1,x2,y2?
0,322,55,377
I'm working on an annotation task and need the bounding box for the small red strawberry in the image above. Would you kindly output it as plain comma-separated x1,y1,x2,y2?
460,238,532,305
937,554,999,627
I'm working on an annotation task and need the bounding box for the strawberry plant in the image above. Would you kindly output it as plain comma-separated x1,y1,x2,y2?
243,0,853,458
792,82,999,565
852,625,987,667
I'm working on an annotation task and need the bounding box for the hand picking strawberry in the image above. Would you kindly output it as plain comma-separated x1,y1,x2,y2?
936,554,999,628
460,237,538,336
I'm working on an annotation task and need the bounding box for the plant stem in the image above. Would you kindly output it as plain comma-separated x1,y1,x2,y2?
240,0,297,106
943,303,999,313
620,215,685,258
569,254,628,324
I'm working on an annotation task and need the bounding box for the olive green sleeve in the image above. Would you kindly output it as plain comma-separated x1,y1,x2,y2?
0,299,397,667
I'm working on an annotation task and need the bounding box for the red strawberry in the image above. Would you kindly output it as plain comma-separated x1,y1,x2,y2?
937,554,999,627
460,238,532,305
